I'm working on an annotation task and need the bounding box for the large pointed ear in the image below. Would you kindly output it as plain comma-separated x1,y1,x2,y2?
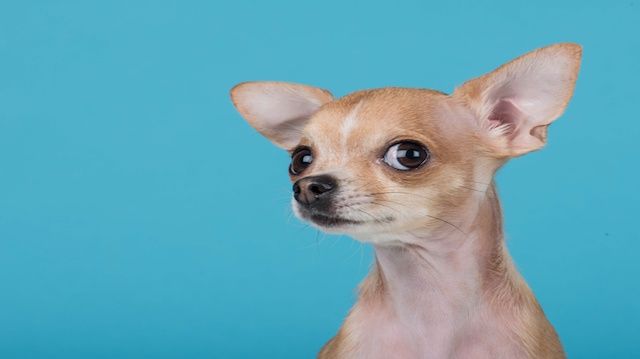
453,43,582,157
230,81,334,149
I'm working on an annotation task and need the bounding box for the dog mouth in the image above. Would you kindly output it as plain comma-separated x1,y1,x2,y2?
297,207,394,228
305,212,364,227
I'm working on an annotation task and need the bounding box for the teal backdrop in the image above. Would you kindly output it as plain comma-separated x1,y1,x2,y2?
1,0,638,358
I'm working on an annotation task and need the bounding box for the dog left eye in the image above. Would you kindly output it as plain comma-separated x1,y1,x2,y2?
383,141,429,171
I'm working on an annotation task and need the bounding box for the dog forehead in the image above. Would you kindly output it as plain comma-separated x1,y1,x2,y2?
302,88,450,152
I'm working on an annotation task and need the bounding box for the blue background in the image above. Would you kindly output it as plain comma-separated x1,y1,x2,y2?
1,0,638,358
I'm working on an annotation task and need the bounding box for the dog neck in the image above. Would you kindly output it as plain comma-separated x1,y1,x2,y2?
332,185,551,358
372,184,505,325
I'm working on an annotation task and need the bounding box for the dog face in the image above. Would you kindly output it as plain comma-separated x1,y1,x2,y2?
230,44,581,242
283,88,480,240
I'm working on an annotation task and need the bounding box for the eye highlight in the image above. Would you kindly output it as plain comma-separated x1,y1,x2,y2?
289,147,313,175
383,141,429,171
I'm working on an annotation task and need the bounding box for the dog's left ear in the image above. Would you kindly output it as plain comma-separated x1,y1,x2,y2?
230,81,334,149
453,43,582,157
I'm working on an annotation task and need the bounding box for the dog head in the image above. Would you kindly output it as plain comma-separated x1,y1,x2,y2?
230,44,581,242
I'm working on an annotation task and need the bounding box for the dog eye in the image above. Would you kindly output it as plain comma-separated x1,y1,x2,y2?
383,141,429,171
289,147,313,175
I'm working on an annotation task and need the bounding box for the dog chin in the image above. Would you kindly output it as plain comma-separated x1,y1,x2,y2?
292,205,357,231
292,204,394,235
300,211,363,231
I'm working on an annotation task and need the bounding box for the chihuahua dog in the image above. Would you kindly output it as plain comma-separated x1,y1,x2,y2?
230,43,581,359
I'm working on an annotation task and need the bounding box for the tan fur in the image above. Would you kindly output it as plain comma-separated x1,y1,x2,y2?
230,43,582,358
318,185,564,358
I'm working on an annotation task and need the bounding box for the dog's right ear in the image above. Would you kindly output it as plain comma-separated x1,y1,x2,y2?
230,81,334,149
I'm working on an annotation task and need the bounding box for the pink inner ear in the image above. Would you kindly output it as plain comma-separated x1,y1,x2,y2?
487,99,525,139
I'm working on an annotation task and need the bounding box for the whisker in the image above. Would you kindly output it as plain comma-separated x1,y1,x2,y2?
370,200,401,213
363,195,405,207
368,197,466,235
469,180,492,186
366,191,438,201
459,185,491,195
424,214,466,235
345,239,363,263
343,203,381,222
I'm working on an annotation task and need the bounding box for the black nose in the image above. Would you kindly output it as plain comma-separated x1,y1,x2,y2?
293,175,337,207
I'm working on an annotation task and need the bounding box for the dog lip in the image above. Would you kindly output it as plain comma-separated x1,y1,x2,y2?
298,208,364,227
307,213,363,227
298,208,395,227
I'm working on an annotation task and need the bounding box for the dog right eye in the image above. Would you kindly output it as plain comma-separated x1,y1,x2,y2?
289,147,313,175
